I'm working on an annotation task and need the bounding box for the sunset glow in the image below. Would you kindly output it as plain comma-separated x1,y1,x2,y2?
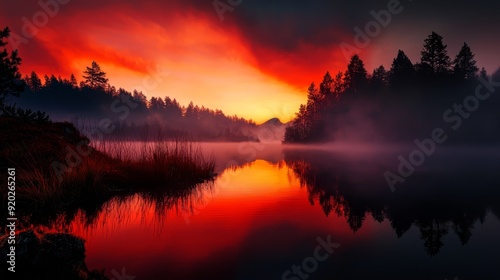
69,160,364,277
3,3,344,123
3,1,499,123
3,1,500,279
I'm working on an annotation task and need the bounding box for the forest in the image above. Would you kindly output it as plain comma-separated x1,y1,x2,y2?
284,32,500,144
9,60,259,142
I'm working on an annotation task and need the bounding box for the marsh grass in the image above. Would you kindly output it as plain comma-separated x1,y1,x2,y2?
12,140,214,207
0,117,216,213
5,143,122,209
93,139,216,188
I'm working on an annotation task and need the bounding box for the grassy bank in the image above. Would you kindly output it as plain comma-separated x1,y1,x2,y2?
0,116,216,211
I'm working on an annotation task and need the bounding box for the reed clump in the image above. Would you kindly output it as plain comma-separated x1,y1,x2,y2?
0,117,215,210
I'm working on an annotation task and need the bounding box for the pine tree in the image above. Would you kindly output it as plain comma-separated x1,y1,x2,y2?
149,97,165,111
319,72,333,98
305,82,319,124
43,74,51,86
0,27,23,106
332,71,344,97
306,82,320,108
69,73,78,88
83,61,108,89
30,71,42,92
307,82,317,99
453,43,479,80
420,32,451,75
389,50,415,90
185,101,195,118
344,54,368,93
371,65,388,91
132,90,147,108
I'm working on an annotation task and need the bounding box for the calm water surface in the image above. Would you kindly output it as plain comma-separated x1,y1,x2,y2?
51,143,500,279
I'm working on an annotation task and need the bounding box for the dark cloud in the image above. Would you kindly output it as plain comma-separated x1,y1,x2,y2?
2,0,499,85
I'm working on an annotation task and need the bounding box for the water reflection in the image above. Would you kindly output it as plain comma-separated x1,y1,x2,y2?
283,146,500,256
4,143,500,279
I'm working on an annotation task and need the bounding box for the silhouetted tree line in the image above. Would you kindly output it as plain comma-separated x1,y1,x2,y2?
0,25,258,141
15,62,258,141
284,32,500,144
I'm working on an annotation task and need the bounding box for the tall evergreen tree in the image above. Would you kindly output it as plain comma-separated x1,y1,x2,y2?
307,82,317,100
319,72,333,98
83,61,108,89
420,32,451,75
453,43,479,81
371,65,388,91
43,74,51,87
0,27,23,107
389,50,415,90
185,101,195,118
332,71,344,97
69,73,78,88
305,82,320,125
29,71,42,92
343,54,368,93
149,97,165,111
306,82,320,108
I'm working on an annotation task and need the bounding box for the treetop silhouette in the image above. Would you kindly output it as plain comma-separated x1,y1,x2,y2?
343,54,368,93
420,31,451,75
83,61,108,89
453,43,479,81
390,50,415,90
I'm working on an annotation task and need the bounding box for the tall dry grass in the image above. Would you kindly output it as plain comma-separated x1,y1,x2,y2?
93,140,216,189
5,139,215,209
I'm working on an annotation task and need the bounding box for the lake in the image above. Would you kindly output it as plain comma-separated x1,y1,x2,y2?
33,142,500,279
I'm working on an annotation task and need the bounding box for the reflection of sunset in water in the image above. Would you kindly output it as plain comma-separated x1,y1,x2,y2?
68,159,377,278
7,144,500,279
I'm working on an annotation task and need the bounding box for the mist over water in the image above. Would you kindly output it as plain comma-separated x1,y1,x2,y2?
11,141,497,279
96,140,500,195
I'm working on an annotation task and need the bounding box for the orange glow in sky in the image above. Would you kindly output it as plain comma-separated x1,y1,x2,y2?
8,10,318,124
3,1,499,124
2,3,354,124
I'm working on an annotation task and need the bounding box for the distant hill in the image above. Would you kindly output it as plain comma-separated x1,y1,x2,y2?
254,117,286,142
261,117,283,126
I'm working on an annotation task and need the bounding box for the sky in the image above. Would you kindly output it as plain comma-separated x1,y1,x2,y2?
1,0,500,123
